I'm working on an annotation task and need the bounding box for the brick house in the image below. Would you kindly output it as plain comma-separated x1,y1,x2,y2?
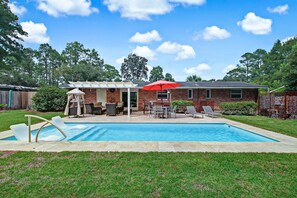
61,81,266,112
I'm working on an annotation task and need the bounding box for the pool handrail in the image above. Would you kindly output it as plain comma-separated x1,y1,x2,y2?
25,115,67,142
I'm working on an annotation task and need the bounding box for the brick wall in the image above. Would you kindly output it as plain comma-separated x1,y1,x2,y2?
83,88,258,111
82,88,96,104
106,88,121,103
138,88,258,111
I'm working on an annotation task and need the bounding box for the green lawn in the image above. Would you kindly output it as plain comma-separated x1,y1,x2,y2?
224,115,297,138
0,110,64,132
0,152,296,197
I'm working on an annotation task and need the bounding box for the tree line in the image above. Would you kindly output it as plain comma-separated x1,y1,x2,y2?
1,0,296,90
223,38,297,91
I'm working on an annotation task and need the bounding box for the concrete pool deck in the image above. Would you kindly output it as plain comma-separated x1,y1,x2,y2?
0,112,297,153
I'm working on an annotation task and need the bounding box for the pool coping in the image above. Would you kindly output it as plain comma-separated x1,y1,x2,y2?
0,117,297,153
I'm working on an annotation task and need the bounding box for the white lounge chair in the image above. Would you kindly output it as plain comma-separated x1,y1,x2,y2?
202,106,222,118
10,123,61,141
186,106,204,118
51,116,87,130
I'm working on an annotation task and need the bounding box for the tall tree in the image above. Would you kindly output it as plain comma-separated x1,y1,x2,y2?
282,44,297,90
0,0,27,66
223,66,246,81
164,73,175,82
149,66,164,82
36,44,62,85
121,54,148,81
186,75,202,82
102,64,121,81
59,42,104,82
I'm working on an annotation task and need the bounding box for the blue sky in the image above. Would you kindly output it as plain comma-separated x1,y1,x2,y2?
9,0,297,81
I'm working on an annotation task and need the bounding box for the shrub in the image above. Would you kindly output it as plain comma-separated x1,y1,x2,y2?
0,104,6,110
220,101,258,115
171,100,194,113
32,86,67,112
171,100,193,107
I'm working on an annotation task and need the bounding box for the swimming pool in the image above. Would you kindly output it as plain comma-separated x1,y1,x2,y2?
2,123,277,142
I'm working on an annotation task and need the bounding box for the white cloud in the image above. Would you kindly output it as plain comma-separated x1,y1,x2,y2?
196,26,231,40
222,64,236,74
20,21,50,44
169,0,205,5
268,4,288,15
281,36,297,44
103,0,206,20
237,12,272,35
129,30,162,43
103,0,172,20
132,46,156,60
115,56,125,65
8,2,27,16
157,41,196,60
184,63,211,75
36,0,99,17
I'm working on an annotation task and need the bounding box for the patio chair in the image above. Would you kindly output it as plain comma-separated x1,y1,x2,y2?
169,106,177,118
51,116,87,130
186,106,204,118
10,123,61,141
106,103,117,116
152,106,164,118
202,106,222,118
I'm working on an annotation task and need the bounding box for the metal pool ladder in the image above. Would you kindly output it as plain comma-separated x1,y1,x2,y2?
25,115,67,142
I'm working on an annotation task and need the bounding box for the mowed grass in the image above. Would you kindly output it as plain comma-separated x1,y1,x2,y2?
0,110,64,132
0,152,296,197
224,115,297,138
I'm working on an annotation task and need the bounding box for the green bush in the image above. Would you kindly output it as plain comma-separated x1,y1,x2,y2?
220,101,258,115
171,100,193,107
171,100,194,113
32,86,67,112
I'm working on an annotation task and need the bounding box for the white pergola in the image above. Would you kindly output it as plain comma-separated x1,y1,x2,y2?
67,81,138,117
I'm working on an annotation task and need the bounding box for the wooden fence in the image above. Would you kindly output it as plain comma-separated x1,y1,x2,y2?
258,91,297,119
0,91,36,109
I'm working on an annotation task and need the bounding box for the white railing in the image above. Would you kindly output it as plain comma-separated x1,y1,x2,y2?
25,115,67,142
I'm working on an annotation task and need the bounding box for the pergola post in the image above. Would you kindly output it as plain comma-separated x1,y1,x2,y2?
127,87,131,117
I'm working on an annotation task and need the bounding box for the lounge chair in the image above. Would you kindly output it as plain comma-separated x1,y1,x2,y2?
51,116,87,129
10,123,61,141
186,106,204,118
202,106,222,118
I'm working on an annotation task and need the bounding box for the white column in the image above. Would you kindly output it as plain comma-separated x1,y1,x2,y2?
127,88,131,117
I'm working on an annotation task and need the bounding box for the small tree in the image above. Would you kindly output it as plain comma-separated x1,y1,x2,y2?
121,54,148,81
149,66,164,82
32,86,67,112
186,75,202,82
164,73,175,82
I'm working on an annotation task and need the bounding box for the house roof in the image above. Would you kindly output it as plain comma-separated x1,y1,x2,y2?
135,81,267,89
61,81,267,89
61,81,138,89
0,84,38,91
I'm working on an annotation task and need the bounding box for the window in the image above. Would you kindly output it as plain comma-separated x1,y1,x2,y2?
188,89,193,99
230,89,242,99
206,89,211,99
157,90,168,100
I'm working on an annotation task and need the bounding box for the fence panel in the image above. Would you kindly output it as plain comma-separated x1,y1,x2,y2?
259,91,297,119
0,91,36,109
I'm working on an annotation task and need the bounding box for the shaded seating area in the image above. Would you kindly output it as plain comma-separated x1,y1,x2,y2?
64,88,86,117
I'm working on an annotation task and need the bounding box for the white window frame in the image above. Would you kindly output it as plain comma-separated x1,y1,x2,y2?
206,89,211,99
156,90,168,100
230,89,242,99
188,89,193,99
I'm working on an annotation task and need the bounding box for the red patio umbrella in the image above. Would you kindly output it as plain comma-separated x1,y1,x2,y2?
142,80,181,91
142,80,181,105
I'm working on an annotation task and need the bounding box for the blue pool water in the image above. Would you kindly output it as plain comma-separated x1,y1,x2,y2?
2,123,277,142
